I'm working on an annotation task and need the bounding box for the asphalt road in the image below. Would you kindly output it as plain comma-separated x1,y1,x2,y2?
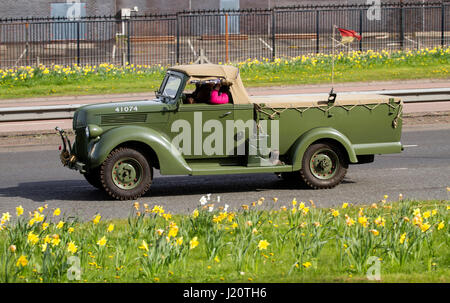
0,124,449,221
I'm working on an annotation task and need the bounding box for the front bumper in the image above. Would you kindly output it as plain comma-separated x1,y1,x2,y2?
56,127,86,173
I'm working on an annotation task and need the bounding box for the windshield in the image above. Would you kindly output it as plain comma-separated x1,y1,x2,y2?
160,74,182,100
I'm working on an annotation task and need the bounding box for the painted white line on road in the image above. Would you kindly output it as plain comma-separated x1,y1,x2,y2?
403,144,419,148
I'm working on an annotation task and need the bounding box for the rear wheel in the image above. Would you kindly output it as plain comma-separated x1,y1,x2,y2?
299,142,348,189
83,167,102,189
100,147,153,200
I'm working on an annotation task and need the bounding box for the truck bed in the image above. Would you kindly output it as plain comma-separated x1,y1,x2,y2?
250,93,401,108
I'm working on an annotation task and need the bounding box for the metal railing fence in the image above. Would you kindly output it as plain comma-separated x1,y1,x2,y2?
0,1,448,68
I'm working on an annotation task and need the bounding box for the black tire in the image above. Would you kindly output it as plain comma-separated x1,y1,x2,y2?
83,166,103,189
100,147,153,200
279,171,299,182
299,142,348,189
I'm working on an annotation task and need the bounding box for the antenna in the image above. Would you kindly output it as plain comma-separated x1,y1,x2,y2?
328,24,337,103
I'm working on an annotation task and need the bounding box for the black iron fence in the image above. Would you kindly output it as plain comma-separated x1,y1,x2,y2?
0,1,449,68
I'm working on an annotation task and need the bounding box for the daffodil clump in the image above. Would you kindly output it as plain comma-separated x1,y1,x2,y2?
236,46,450,83
0,193,449,283
1,46,449,99
0,63,165,84
237,46,450,72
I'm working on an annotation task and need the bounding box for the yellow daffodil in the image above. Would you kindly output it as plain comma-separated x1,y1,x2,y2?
97,236,107,247
56,221,65,229
369,229,380,236
139,240,149,252
51,235,61,247
374,216,386,227
257,239,270,250
68,227,74,233
151,205,164,215
302,261,312,268
16,206,24,217
399,233,407,244
1,212,11,222
437,221,445,230
16,255,28,267
189,237,199,249
341,202,348,209
53,208,61,216
345,215,355,226
67,241,78,254
43,235,51,244
168,222,179,238
27,231,39,245
107,224,114,232
214,255,220,263
93,214,101,225
420,222,431,233
358,216,369,228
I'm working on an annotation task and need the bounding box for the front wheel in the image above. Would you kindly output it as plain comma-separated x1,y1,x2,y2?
299,142,348,189
100,147,153,200
83,167,102,189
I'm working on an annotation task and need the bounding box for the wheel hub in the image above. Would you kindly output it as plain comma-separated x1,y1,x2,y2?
310,149,339,180
112,158,142,190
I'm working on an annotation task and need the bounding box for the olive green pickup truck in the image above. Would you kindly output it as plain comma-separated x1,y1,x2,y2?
57,64,403,200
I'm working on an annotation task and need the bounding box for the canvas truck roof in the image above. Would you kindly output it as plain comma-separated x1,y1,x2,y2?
169,64,239,80
169,64,251,104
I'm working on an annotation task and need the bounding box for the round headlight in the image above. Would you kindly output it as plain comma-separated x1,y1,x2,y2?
87,124,103,138
85,126,90,138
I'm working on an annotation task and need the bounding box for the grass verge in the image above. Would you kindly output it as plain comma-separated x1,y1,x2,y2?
0,47,449,99
0,197,448,283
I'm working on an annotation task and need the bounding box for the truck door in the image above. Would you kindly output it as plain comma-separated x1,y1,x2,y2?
169,103,235,159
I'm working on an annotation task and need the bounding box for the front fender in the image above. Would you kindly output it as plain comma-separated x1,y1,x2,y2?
88,125,192,175
290,127,358,171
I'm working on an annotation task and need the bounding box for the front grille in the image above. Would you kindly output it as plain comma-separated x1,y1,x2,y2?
100,113,147,125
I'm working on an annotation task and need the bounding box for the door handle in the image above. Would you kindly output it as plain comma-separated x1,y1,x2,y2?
219,111,232,118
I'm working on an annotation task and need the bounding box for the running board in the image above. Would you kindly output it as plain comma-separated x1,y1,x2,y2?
188,163,293,176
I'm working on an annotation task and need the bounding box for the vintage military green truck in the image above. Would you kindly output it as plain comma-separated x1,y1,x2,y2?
57,64,403,200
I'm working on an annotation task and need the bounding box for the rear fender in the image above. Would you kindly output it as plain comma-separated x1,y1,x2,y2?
290,127,358,171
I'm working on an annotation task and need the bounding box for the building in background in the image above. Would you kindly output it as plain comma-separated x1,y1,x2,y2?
0,0,445,18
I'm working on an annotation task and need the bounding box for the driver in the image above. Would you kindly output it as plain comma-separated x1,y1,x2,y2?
186,82,213,104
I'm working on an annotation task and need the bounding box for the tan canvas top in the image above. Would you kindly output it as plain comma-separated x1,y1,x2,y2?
168,64,401,107
169,64,251,104
170,64,238,79
251,94,402,108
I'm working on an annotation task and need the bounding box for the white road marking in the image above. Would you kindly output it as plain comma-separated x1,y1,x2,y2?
403,144,419,148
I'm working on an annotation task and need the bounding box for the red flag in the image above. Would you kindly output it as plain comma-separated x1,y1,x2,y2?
337,28,362,43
